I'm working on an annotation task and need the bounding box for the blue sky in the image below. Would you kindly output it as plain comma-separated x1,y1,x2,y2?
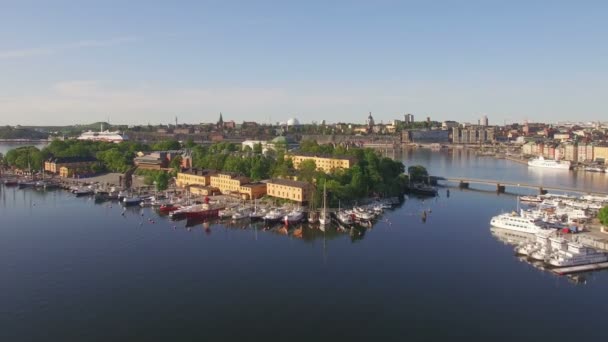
1,0,607,126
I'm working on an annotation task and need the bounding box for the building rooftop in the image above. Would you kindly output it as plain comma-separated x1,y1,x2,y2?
180,169,217,176
268,178,311,189
289,152,357,162
240,182,267,188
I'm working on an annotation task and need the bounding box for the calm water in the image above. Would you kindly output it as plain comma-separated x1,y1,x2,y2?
2,146,608,341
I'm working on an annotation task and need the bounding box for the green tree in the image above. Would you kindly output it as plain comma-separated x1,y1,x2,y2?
184,138,196,148
155,171,170,190
298,159,317,183
407,165,429,182
152,139,181,151
169,155,183,171
5,146,43,171
599,206,608,226
253,142,263,154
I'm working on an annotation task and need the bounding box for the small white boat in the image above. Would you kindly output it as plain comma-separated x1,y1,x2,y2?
284,209,304,224
123,197,142,206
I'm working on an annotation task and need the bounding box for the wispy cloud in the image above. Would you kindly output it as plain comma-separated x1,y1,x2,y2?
0,36,137,60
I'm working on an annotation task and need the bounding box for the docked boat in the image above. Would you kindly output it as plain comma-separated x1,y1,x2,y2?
232,208,252,220
263,208,285,223
352,207,375,222
218,208,236,219
3,179,18,186
527,156,571,170
547,241,608,267
74,188,94,197
515,230,554,256
529,236,568,261
123,197,142,206
583,166,605,173
159,204,181,213
284,209,304,224
335,210,354,225
490,212,550,234
519,195,542,203
249,208,267,221
183,204,224,220
18,181,37,189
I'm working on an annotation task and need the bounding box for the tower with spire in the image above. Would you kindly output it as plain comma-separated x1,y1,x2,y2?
217,112,224,130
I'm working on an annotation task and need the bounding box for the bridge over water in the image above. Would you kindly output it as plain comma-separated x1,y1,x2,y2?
434,176,608,196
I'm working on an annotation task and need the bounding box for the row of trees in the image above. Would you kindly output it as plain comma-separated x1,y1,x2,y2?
189,139,413,206
3,139,180,173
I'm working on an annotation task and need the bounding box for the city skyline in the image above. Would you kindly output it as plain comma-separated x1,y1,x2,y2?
1,1,607,126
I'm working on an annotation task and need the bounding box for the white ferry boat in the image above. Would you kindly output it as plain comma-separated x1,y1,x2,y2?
490,212,549,234
530,236,568,261
78,124,127,143
527,156,571,170
547,241,608,267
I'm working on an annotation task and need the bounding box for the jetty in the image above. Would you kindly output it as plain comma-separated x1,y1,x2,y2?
552,262,608,275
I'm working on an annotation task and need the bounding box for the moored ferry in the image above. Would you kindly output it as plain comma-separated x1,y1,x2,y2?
527,156,571,170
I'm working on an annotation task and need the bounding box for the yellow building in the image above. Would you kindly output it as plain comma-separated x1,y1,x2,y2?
176,169,214,188
239,183,267,200
210,173,250,194
593,145,608,163
59,166,71,178
267,179,311,203
289,154,355,173
189,185,220,196
45,157,98,174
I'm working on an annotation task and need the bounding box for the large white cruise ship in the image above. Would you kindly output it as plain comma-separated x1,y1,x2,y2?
490,212,549,234
77,124,127,143
527,156,571,170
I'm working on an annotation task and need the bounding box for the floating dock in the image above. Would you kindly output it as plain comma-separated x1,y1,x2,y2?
552,262,608,275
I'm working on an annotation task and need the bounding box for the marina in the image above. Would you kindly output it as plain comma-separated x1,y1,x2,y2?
3,146,608,341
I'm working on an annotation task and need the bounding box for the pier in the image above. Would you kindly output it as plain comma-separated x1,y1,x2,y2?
552,262,608,275
435,177,608,196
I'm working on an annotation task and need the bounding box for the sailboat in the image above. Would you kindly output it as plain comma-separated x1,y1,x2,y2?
319,182,328,230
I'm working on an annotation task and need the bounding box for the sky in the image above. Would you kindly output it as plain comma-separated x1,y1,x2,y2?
0,0,607,126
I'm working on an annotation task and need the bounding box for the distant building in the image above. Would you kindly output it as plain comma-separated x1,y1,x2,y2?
578,144,594,162
402,129,449,144
289,153,356,173
404,113,414,124
482,115,489,127
366,112,375,132
266,178,312,203
451,127,495,144
174,127,193,135
134,151,183,170
441,121,459,130
594,145,608,163
562,143,578,162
